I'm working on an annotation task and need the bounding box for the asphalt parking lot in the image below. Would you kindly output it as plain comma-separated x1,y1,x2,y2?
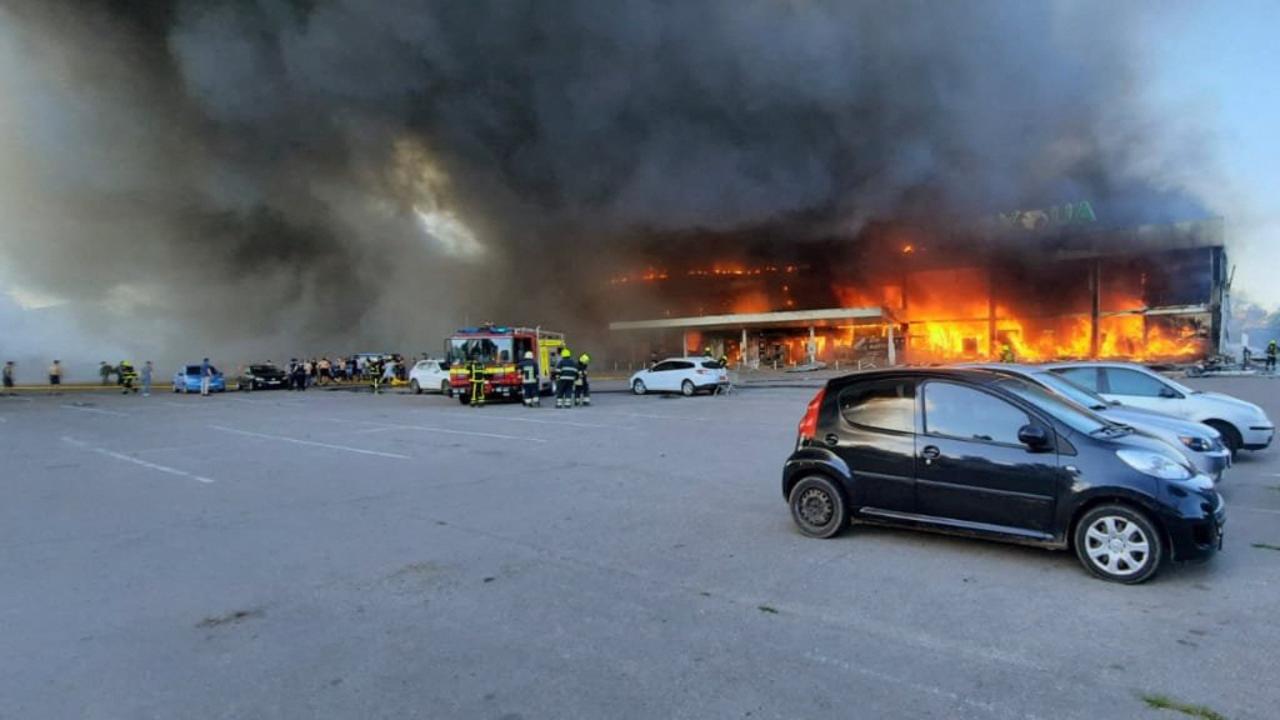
2,377,1279,719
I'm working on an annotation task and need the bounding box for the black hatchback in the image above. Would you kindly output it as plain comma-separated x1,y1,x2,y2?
782,369,1224,583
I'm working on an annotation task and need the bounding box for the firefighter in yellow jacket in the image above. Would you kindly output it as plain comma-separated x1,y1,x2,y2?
467,359,486,407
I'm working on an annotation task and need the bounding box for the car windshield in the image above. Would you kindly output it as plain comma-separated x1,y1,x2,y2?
184,365,201,374
250,365,278,373
1031,371,1111,410
993,377,1112,435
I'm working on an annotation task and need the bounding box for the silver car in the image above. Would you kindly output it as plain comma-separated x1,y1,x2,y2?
967,364,1231,483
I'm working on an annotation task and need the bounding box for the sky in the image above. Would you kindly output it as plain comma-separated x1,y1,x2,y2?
1143,1,1280,306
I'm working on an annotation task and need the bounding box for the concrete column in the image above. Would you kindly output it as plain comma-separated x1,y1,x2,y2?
741,328,747,368
888,323,896,366
682,330,689,358
808,325,816,365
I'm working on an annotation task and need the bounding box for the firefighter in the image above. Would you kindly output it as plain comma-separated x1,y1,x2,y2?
467,358,486,407
1267,339,1278,372
555,348,578,408
518,350,540,407
371,353,384,392
999,343,1015,363
575,352,591,406
118,361,139,394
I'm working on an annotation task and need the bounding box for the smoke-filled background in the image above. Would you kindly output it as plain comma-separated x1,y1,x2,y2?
0,0,1272,378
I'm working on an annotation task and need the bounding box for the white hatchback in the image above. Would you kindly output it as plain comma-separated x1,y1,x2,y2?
408,358,452,395
1046,362,1275,453
630,357,728,396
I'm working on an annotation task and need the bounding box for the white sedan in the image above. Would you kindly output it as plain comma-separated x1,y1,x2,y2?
1046,362,1275,454
408,358,452,395
630,357,728,396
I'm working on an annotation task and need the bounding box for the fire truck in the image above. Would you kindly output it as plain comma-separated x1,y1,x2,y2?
445,325,566,404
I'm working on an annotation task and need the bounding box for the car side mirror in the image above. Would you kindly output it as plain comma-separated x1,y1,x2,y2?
1017,424,1051,451
1158,387,1180,399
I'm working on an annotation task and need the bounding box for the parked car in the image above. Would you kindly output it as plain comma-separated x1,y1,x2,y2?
409,358,452,395
237,364,288,391
1045,362,1274,454
783,368,1224,584
966,364,1231,483
172,365,226,393
630,357,728,396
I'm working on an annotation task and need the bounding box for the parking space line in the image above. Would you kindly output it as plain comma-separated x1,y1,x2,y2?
341,419,548,443
599,411,711,422
62,436,214,484
453,413,609,429
1236,506,1280,515
61,404,130,417
209,425,412,459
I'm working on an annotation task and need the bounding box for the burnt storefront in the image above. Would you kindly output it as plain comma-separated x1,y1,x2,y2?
603,216,1228,368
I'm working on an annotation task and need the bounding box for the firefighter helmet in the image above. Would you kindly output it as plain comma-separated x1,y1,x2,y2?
579,353,590,364
561,348,571,358
523,351,534,360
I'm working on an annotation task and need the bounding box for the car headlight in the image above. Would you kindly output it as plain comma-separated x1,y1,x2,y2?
1179,435,1213,452
1116,449,1193,480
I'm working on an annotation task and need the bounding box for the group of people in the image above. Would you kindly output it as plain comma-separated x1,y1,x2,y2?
462,348,592,408
283,355,407,390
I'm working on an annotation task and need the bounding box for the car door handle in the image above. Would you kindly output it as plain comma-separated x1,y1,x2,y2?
921,445,941,465
824,433,839,447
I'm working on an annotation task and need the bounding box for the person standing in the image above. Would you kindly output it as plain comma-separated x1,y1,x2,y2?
555,349,578,409
517,350,539,407
200,357,212,396
141,361,153,397
1268,339,1278,373
3,361,15,393
467,358,486,407
49,360,63,388
575,352,591,407
99,361,112,385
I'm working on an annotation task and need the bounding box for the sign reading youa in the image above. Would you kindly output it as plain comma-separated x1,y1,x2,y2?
992,201,1097,232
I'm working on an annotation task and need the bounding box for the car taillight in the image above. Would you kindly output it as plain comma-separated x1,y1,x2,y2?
696,368,707,374
797,387,826,442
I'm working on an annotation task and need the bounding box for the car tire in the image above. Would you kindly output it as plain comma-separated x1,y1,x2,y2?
410,379,422,395
440,380,450,396
681,380,695,397
1205,420,1242,456
458,392,470,405
789,475,847,539
172,385,179,393
633,380,647,395
1074,504,1163,584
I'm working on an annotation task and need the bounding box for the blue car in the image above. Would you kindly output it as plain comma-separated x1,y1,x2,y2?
172,364,226,393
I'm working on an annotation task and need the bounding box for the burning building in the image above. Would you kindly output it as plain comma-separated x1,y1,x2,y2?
605,211,1227,368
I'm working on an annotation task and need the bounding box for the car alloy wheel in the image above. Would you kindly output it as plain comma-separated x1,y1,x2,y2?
681,380,695,396
633,380,647,395
788,476,846,539
1074,504,1163,584
410,379,421,395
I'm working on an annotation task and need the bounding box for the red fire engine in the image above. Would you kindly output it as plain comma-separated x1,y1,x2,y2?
445,325,566,404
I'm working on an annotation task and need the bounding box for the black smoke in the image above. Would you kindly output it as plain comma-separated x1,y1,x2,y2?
0,0,1208,366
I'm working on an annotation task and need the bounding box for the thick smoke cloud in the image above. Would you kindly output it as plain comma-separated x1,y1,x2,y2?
0,0,1205,371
